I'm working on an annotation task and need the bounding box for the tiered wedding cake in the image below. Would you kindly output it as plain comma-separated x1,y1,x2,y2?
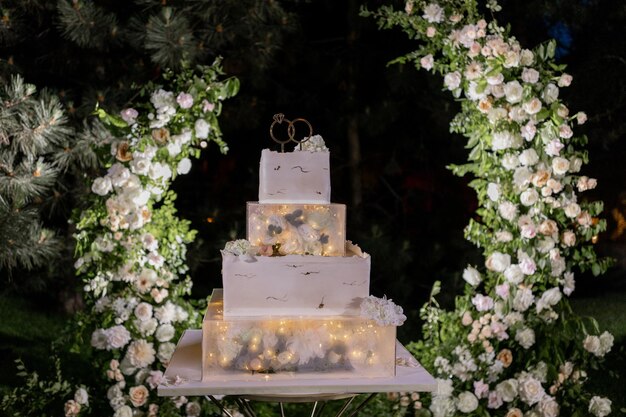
202,115,406,380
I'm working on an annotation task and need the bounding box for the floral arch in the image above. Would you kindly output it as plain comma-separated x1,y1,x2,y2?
3,1,615,416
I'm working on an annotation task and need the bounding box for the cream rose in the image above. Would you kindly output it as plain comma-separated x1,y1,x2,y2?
505,408,523,417
486,252,511,272
523,97,542,115
496,379,518,402
518,148,539,166
504,81,523,103
498,201,518,221
518,373,545,405
64,399,81,417
129,385,149,407
456,391,479,413
551,157,570,175
114,405,133,417
520,189,539,206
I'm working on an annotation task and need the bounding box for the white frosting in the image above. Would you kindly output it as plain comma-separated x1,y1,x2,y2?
221,246,370,317
259,149,331,204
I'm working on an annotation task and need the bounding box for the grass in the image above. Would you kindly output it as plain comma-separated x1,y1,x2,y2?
0,293,68,389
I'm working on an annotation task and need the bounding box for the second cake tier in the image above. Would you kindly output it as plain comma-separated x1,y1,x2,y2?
222,242,370,317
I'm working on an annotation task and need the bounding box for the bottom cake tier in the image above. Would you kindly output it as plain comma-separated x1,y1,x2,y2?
202,289,397,381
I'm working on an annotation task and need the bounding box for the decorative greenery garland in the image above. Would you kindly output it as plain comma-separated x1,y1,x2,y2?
364,0,614,416
67,61,238,417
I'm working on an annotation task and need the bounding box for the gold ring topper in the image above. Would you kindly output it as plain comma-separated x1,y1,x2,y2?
269,113,313,152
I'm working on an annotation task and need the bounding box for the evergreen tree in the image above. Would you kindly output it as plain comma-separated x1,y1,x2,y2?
0,75,67,275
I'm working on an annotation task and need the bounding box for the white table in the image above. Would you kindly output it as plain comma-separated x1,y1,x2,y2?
158,330,437,416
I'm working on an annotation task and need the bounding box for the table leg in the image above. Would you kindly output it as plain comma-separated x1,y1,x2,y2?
310,401,319,417
205,395,233,417
335,396,355,417
345,393,377,417
279,402,286,417
313,400,327,417
236,397,258,417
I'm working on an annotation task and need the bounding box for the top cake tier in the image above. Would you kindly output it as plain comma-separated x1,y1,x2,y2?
259,149,331,204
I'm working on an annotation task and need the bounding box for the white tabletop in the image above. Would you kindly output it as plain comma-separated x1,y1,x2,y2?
158,330,437,397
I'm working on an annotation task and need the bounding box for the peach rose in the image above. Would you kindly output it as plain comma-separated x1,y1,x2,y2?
129,385,149,407
496,348,513,367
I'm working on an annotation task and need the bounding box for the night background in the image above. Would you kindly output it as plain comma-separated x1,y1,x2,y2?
0,0,624,413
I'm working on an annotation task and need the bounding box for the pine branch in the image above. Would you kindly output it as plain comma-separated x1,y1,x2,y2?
144,8,196,68
56,0,117,49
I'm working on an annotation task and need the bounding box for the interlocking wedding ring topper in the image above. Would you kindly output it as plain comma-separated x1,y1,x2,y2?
269,113,313,152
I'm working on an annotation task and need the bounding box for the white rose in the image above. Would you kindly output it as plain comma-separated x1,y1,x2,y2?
513,288,534,312
456,391,479,413
420,54,434,70
520,49,535,66
536,287,562,313
558,124,573,139
502,154,520,170
91,328,108,350
504,81,523,103
157,342,176,363
504,264,524,284
496,379,518,402
521,68,539,84
486,252,511,272
503,50,520,68
542,83,559,104
576,112,588,125
551,157,570,175
444,71,462,90
486,71,504,85
135,317,157,336
518,149,539,166
167,141,182,157
516,327,536,349
498,201,518,221
134,302,153,322
74,387,89,406
155,324,175,342
487,183,500,201
564,203,581,218
114,405,133,417
521,121,536,141
186,401,202,417
569,156,583,172
513,167,532,188
130,157,151,176
195,119,210,139
462,266,482,286
422,3,444,23
558,73,573,87
472,294,494,311
492,131,514,151
106,325,131,350
538,396,560,417
589,396,612,417
599,331,614,355
177,157,192,175
523,98,542,115
518,373,545,405
520,189,539,206
583,335,601,355
92,177,113,196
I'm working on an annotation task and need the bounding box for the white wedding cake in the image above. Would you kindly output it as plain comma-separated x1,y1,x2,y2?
202,118,406,379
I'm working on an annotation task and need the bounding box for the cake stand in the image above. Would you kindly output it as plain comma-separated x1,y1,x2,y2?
158,330,437,417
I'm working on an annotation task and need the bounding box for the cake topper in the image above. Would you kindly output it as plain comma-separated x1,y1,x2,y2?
269,113,313,152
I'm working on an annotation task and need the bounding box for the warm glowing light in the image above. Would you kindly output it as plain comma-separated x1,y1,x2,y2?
206,217,215,223
591,235,599,244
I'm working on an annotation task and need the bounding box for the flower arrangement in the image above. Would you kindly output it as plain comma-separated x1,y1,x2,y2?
68,60,239,416
364,1,614,415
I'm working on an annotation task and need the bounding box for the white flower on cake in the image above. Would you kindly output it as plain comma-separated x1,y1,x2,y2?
297,134,328,152
360,295,407,326
223,239,258,258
